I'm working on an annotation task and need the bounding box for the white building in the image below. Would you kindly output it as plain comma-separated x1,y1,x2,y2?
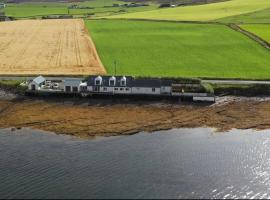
0,3,6,8
28,76,46,91
64,78,82,93
85,75,172,96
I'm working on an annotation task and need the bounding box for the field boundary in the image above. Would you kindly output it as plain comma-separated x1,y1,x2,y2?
228,24,270,50
82,21,106,75
96,17,224,25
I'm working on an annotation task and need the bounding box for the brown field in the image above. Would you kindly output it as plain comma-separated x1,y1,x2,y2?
0,19,106,75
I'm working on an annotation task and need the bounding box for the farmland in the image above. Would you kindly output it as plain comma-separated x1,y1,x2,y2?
240,24,270,43
4,3,68,18
107,0,270,22
1,0,270,79
86,20,270,79
217,8,270,23
0,19,105,75
4,0,158,19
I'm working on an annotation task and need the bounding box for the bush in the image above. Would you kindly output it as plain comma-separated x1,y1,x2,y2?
159,3,171,8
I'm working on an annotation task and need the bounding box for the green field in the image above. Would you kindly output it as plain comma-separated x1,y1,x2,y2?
107,0,270,22
217,8,270,23
240,24,270,43
4,0,158,18
3,0,270,79
86,20,270,79
4,3,68,18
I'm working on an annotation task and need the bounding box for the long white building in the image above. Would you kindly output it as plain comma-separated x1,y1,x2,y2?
27,75,215,102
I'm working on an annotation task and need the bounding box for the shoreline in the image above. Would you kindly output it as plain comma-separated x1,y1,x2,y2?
0,90,269,138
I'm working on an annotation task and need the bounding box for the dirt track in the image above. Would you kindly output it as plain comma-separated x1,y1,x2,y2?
0,97,269,138
0,19,105,75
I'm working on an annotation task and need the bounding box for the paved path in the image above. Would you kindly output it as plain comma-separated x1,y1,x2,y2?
1,76,270,85
202,80,270,85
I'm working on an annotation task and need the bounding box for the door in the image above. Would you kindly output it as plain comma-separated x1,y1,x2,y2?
65,86,71,92
72,86,78,93
31,84,36,91
93,86,100,92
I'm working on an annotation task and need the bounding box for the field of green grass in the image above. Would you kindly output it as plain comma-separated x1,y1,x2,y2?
240,24,270,43
4,3,68,18
217,8,270,23
4,0,158,18
107,0,270,22
86,20,270,79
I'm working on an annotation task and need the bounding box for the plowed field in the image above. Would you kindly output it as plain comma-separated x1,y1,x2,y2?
0,19,105,75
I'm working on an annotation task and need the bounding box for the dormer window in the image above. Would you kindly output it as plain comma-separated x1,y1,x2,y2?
109,76,116,86
120,76,127,86
95,76,102,85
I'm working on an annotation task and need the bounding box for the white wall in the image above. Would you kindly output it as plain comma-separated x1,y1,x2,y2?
113,87,132,94
100,87,114,93
131,87,161,95
161,86,171,94
28,82,40,91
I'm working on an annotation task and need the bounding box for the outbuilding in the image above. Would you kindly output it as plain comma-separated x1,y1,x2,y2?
0,3,6,8
28,76,46,91
64,78,81,93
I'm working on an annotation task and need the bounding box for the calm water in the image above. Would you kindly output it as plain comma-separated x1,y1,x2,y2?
1,128,270,199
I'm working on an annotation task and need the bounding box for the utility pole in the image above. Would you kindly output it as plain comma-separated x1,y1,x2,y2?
114,60,117,76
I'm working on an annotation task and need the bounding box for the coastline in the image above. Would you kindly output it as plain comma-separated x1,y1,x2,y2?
0,90,269,138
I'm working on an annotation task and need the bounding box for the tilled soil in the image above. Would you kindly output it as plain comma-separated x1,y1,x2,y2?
0,96,269,138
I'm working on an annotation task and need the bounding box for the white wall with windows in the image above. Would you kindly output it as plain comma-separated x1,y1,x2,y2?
131,87,161,95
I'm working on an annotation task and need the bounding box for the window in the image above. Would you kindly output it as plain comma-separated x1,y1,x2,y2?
80,86,87,91
95,80,101,85
103,87,107,91
152,88,156,92
114,88,118,91
65,86,71,92
72,86,78,92
126,88,129,91
120,77,127,86
120,88,123,91
109,80,115,86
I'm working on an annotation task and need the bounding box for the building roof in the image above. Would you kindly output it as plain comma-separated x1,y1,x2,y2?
33,76,46,85
86,75,173,88
64,78,82,86
131,78,161,88
86,76,133,87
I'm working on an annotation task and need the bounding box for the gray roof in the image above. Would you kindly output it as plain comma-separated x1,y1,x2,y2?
64,78,82,86
33,76,45,85
131,78,162,88
87,76,133,87
86,76,173,88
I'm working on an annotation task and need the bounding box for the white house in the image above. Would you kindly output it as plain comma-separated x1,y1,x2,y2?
28,76,46,91
86,76,133,94
64,78,82,93
0,3,6,8
85,76,172,96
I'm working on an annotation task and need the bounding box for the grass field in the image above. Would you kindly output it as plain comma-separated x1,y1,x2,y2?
107,0,270,22
240,24,270,43
4,3,68,18
0,19,105,75
4,0,158,18
86,20,270,79
217,8,270,23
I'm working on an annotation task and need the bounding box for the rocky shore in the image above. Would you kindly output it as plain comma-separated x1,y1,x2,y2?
0,90,269,138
